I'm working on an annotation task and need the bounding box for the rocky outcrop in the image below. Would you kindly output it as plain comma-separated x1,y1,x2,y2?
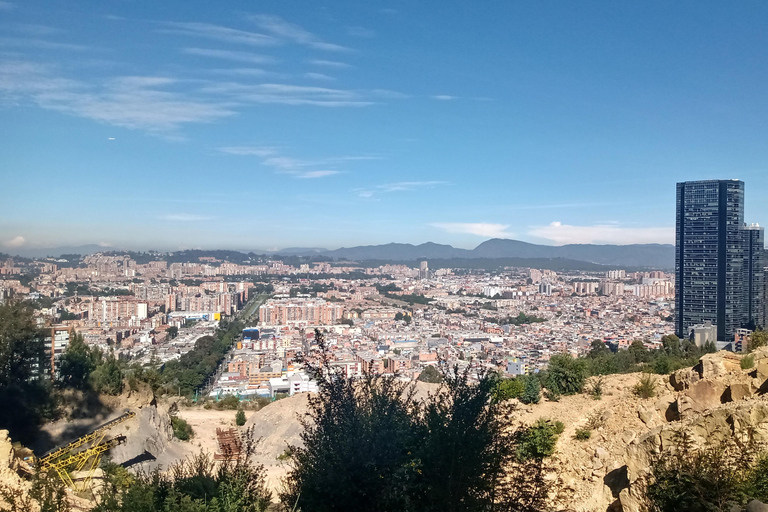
0,430,32,510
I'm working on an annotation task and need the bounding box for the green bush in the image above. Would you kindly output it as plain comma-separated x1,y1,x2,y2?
171,417,194,441
515,418,563,461
235,409,246,426
216,394,241,410
574,428,591,441
493,377,525,402
418,365,443,384
588,375,604,400
641,430,768,511
547,354,589,395
742,354,755,370
633,373,657,399
520,374,541,404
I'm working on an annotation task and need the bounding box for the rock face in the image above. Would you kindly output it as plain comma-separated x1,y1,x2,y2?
0,430,32,510
109,392,174,467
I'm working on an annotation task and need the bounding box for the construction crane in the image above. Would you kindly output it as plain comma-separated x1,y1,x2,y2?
35,411,135,491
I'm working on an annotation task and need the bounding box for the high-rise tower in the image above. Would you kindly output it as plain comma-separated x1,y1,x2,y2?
742,224,766,330
675,180,745,341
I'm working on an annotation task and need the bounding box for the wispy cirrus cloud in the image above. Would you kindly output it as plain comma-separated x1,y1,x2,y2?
182,47,276,64
199,82,372,107
159,22,278,46
357,180,448,198
0,37,88,51
528,221,674,245
307,59,351,68
0,62,234,134
248,14,349,52
430,223,514,238
160,213,214,222
305,72,334,81
347,26,375,38
217,145,366,178
432,95,457,100
0,1,15,10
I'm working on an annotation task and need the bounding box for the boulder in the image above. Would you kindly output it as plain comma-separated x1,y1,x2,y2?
723,382,752,402
685,380,724,411
747,500,768,512
637,406,656,425
670,368,698,391
699,352,729,379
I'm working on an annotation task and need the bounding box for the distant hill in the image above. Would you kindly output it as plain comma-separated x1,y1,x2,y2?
4,238,674,269
4,244,110,259
274,239,674,269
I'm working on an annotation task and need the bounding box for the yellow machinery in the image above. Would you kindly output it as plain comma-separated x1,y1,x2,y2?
36,411,135,491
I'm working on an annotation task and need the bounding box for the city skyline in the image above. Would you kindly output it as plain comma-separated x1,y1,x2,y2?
3,2,768,251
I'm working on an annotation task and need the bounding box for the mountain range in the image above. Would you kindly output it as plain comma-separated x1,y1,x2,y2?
274,239,675,269
3,239,675,269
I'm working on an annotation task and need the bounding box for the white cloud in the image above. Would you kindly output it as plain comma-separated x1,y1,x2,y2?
199,82,372,107
0,37,88,51
4,235,25,247
295,170,339,178
432,95,457,100
0,2,15,10
218,146,278,156
182,48,276,64
305,72,334,81
218,146,366,178
378,181,447,192
160,22,278,46
0,62,235,133
248,14,349,52
160,214,213,222
307,59,351,68
528,222,674,245
430,223,513,238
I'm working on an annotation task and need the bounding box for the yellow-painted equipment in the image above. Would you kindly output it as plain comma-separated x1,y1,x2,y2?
36,411,135,491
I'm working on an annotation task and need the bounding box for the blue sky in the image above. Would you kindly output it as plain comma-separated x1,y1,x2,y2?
2,1,768,252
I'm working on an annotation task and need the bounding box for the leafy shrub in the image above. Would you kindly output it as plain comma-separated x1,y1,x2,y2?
171,416,194,441
641,429,768,511
574,428,591,441
216,394,241,410
94,429,271,512
742,354,755,370
633,373,657,399
588,375,604,400
493,377,524,402
585,410,606,430
235,409,246,426
515,418,563,461
418,365,443,383
547,354,589,395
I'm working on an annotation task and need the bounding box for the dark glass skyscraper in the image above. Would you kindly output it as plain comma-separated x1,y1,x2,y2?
676,179,765,342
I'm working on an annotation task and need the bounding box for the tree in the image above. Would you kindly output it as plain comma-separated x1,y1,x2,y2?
166,326,179,339
0,301,55,443
395,312,404,321
520,374,541,404
90,352,123,395
235,409,246,426
282,330,557,512
58,331,96,390
588,339,610,358
418,365,443,384
546,354,588,395
750,329,768,352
